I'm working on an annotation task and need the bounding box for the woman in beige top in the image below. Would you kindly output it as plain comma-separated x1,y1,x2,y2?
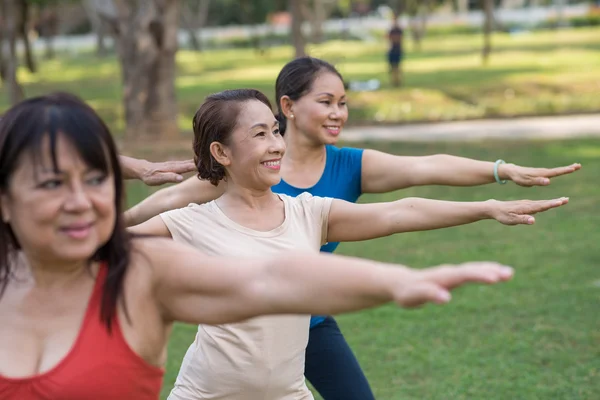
1,92,519,398
129,89,567,400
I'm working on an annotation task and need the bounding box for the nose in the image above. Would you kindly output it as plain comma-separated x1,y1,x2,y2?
64,184,92,212
329,105,342,120
269,132,286,155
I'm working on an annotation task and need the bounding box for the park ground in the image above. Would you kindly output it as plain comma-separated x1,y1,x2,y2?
2,26,599,400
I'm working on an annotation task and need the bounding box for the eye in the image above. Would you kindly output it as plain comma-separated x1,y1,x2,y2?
319,100,331,105
255,131,266,137
340,101,347,107
273,128,281,135
38,179,63,190
86,174,107,186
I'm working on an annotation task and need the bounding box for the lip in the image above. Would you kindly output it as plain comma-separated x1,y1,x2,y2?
323,125,342,136
59,222,94,239
261,159,282,171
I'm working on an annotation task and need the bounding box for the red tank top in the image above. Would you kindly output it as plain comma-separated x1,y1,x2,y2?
0,264,164,400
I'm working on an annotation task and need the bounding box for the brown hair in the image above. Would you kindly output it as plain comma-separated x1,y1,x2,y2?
192,89,273,186
0,92,130,332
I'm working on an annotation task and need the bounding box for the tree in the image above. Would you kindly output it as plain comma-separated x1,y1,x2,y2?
181,0,210,51
96,0,181,139
290,0,307,58
18,0,36,72
0,0,26,104
407,0,432,52
82,0,110,56
307,0,337,44
481,0,494,64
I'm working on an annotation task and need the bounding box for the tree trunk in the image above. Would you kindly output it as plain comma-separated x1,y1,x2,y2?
456,0,469,14
17,0,36,73
82,0,109,56
482,0,494,65
182,0,210,51
408,0,429,52
39,5,58,60
100,0,180,139
0,0,25,104
290,0,307,58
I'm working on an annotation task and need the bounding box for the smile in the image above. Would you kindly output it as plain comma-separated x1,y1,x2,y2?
261,160,281,170
60,223,93,240
324,126,341,135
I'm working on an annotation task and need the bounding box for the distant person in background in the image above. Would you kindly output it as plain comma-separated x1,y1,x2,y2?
387,17,404,87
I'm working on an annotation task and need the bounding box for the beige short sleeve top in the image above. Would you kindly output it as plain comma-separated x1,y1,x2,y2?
160,192,333,400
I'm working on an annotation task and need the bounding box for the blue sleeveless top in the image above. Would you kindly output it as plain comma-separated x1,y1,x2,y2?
272,145,364,328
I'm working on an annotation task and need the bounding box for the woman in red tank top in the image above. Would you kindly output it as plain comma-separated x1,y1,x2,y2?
0,93,513,400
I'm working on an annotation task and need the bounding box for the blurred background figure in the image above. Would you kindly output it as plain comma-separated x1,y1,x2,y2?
387,14,404,87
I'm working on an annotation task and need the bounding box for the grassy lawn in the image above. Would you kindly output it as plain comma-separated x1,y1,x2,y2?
1,27,599,135
125,138,600,400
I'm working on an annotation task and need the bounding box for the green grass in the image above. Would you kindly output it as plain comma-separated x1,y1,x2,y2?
125,138,600,400
2,27,600,136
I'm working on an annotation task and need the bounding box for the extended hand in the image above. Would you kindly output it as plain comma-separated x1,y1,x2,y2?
139,159,196,186
489,197,569,225
504,163,581,187
392,262,514,308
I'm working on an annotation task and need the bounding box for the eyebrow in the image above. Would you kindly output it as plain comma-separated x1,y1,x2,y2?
250,120,279,130
315,92,346,98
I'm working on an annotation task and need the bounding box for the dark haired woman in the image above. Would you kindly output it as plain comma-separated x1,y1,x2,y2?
0,93,517,400
130,88,567,400
124,57,580,400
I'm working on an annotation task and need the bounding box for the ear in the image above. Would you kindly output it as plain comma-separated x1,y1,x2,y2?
279,96,295,119
209,142,232,167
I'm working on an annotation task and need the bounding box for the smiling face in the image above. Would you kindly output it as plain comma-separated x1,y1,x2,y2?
213,99,286,191
288,71,348,145
0,134,116,265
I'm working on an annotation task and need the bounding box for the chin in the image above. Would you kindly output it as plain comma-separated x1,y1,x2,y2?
55,241,103,263
322,135,340,145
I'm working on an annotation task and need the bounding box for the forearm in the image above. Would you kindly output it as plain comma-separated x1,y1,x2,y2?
251,252,402,316
125,188,181,227
411,155,511,187
120,155,148,180
389,197,492,233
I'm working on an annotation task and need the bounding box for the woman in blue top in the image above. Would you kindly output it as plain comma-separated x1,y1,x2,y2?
124,57,580,400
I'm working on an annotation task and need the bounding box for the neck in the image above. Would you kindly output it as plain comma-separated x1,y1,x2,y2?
16,250,91,289
218,182,278,210
283,126,326,167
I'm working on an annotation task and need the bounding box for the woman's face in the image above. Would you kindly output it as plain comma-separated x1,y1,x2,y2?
289,72,348,146
0,134,116,265
218,100,286,191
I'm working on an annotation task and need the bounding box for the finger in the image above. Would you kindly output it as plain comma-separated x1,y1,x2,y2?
161,160,197,174
145,172,184,186
421,264,514,290
525,197,569,214
540,164,581,178
395,282,452,308
513,214,535,225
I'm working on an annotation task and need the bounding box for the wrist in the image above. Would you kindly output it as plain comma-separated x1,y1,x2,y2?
482,199,499,220
131,159,151,180
497,162,515,181
120,156,150,180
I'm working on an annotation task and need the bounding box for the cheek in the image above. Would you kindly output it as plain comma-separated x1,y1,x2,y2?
6,198,62,247
92,191,117,241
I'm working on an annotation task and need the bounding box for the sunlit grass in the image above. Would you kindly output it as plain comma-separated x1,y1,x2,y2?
120,138,600,400
1,27,599,134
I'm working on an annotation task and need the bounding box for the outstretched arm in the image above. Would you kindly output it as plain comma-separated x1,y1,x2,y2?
326,196,569,242
119,155,196,186
141,238,514,326
361,149,581,193
124,176,226,226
